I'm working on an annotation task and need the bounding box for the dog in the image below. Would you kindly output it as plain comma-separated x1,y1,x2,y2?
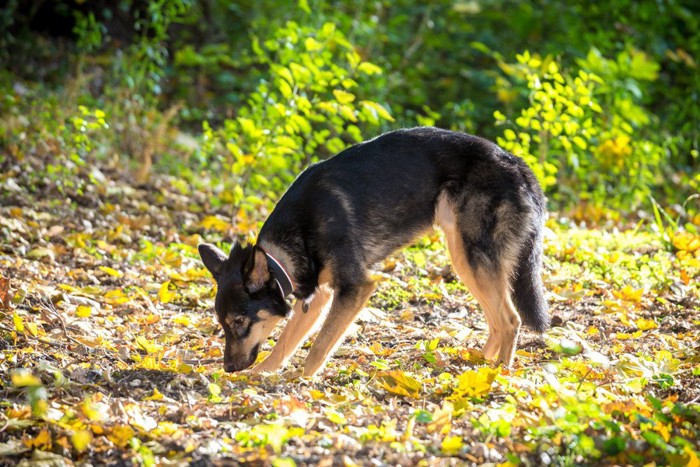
198,127,549,377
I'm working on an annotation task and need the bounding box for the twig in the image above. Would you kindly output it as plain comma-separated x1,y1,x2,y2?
40,297,86,348
0,412,10,433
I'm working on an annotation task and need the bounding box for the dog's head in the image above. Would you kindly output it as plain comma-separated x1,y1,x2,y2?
198,242,291,372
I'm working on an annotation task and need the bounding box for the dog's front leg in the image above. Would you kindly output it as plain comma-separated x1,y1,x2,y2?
302,281,375,377
251,285,333,373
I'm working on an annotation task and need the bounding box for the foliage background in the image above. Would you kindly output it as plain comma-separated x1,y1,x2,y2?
2,0,699,217
1,1,700,466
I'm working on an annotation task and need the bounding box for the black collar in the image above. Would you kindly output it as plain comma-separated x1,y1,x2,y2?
265,252,295,298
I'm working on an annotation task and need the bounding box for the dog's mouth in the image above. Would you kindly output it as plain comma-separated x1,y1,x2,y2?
224,343,261,372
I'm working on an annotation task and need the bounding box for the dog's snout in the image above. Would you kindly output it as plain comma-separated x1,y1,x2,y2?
223,357,247,373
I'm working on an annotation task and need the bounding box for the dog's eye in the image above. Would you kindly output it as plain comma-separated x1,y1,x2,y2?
224,315,245,328
232,316,247,328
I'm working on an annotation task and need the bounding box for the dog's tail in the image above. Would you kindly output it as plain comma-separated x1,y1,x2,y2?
510,222,550,332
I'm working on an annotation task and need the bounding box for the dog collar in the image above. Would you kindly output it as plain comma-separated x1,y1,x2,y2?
265,252,295,297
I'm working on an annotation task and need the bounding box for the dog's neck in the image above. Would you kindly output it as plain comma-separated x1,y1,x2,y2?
258,240,296,297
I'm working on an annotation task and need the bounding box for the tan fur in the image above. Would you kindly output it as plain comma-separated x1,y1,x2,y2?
251,268,334,373
243,310,284,355
302,280,376,377
434,194,521,366
248,249,270,291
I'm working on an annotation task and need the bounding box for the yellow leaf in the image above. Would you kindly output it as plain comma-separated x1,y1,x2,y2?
309,389,325,401
26,322,39,337
612,285,644,303
357,62,382,75
108,424,134,448
158,281,176,304
144,388,164,401
208,383,221,397
441,435,463,455
369,342,395,356
428,401,453,434
378,371,422,398
450,367,498,400
104,289,130,305
324,408,347,425
685,445,700,467
672,231,700,252
616,330,644,340
199,215,232,232
360,100,395,122
173,314,192,327
12,312,24,332
99,266,123,278
136,336,163,354
25,428,52,449
338,104,358,122
333,89,356,104
635,318,657,331
76,305,92,318
71,429,92,453
12,371,42,387
304,37,322,52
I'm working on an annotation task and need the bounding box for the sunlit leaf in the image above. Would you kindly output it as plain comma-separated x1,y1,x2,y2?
324,408,347,425
24,429,52,450
108,425,134,448
441,435,463,455
158,281,176,304
12,312,24,332
12,371,41,388
377,371,422,398
76,305,92,318
71,430,92,453
450,367,498,400
99,266,123,278
635,317,657,330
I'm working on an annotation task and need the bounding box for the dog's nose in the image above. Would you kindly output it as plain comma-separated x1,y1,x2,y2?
224,358,247,373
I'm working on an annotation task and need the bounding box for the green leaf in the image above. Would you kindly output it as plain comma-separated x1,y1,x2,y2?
357,62,382,75
332,89,355,104
602,437,626,455
360,100,394,122
324,408,347,425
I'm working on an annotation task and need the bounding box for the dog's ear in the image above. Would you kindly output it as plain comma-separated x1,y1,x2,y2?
243,246,269,293
198,243,228,280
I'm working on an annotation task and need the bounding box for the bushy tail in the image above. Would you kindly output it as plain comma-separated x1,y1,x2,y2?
511,227,550,332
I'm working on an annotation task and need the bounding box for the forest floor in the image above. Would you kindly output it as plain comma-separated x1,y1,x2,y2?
1,157,699,466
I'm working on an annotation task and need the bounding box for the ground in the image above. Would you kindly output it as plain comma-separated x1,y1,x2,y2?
1,161,699,466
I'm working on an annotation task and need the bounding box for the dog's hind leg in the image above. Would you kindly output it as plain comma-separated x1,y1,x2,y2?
251,284,333,373
436,193,522,366
302,280,375,377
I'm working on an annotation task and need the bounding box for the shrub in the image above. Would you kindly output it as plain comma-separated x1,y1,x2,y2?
494,49,664,211
200,21,394,224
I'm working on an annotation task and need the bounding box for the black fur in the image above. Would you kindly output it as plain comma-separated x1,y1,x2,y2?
259,127,548,331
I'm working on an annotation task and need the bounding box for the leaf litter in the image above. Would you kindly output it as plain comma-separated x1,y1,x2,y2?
0,163,699,466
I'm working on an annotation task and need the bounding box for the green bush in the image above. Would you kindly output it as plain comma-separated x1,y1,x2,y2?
494,49,664,211
199,20,394,223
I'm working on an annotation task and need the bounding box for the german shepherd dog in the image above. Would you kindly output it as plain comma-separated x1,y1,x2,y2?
199,127,549,376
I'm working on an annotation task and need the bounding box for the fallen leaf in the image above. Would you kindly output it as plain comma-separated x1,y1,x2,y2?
0,276,9,309
71,430,92,453
377,371,422,398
